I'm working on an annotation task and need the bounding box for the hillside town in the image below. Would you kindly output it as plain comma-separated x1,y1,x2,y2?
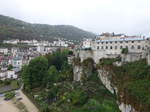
0,39,74,81
1,33,150,112
2,33,150,81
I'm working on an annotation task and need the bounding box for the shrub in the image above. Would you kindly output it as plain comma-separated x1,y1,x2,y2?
121,48,128,54
4,91,15,100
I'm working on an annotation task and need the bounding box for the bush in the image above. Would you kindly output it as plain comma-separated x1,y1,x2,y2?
69,89,88,106
4,91,15,100
121,48,128,54
3,79,11,85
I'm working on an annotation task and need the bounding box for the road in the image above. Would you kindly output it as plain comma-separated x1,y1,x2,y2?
17,90,39,112
0,97,19,112
0,89,39,112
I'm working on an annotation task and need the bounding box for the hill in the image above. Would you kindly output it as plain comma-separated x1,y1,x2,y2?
0,15,95,42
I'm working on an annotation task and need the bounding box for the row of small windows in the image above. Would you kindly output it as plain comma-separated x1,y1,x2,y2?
97,40,141,44
97,45,142,50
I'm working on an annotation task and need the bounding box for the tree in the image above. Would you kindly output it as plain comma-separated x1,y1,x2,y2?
21,65,31,91
22,56,48,90
45,50,69,70
7,64,13,70
47,65,59,88
121,48,128,54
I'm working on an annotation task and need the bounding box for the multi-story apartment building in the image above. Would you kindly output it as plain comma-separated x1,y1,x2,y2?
91,33,150,55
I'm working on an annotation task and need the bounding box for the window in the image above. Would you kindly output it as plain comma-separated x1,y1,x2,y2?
120,41,123,43
131,45,134,49
106,42,108,44
101,46,103,49
115,41,117,44
120,46,123,49
110,46,113,49
132,41,134,43
97,42,99,44
106,46,108,49
110,42,112,44
126,41,128,43
101,42,104,44
137,45,141,49
97,46,99,49
126,46,128,49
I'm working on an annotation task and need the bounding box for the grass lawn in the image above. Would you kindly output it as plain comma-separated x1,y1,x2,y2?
0,80,20,93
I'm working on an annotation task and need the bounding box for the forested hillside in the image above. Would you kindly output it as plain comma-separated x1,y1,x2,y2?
0,15,95,41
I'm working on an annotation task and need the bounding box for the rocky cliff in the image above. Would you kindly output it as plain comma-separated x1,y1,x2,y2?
73,56,150,112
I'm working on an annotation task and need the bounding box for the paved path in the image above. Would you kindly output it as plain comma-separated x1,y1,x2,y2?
18,90,39,112
0,83,39,112
0,97,19,112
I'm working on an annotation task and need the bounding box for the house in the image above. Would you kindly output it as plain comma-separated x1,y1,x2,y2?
53,40,68,47
82,39,92,49
11,57,23,69
7,70,17,79
0,48,8,54
37,45,45,53
0,70,17,80
3,39,19,44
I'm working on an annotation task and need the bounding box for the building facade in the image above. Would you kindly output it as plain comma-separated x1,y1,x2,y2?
91,34,150,55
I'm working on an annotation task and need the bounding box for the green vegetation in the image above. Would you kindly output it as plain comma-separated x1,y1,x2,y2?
7,64,13,70
121,48,128,54
22,53,120,112
0,43,34,48
99,58,150,112
4,91,15,100
0,80,20,93
98,57,121,66
0,15,95,42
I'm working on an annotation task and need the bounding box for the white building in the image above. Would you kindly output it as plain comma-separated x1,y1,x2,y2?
82,39,92,49
0,48,8,54
37,45,45,53
78,33,150,63
92,34,150,55
11,47,18,56
53,40,68,47
3,39,19,44
7,70,17,79
11,57,23,69
0,70,17,80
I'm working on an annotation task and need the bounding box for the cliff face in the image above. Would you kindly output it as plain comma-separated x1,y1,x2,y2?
72,58,121,112
73,52,150,112
73,65,82,81
73,65,137,112
98,69,137,112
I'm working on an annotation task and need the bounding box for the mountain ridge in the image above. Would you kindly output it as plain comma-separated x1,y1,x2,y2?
0,15,95,41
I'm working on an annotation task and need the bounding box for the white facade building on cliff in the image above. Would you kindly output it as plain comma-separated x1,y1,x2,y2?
92,33,149,54
79,33,150,63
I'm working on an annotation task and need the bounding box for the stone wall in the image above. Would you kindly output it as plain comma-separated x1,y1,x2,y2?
77,49,150,65
78,50,119,64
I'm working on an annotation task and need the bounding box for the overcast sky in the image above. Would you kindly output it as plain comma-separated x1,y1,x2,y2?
0,0,150,36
